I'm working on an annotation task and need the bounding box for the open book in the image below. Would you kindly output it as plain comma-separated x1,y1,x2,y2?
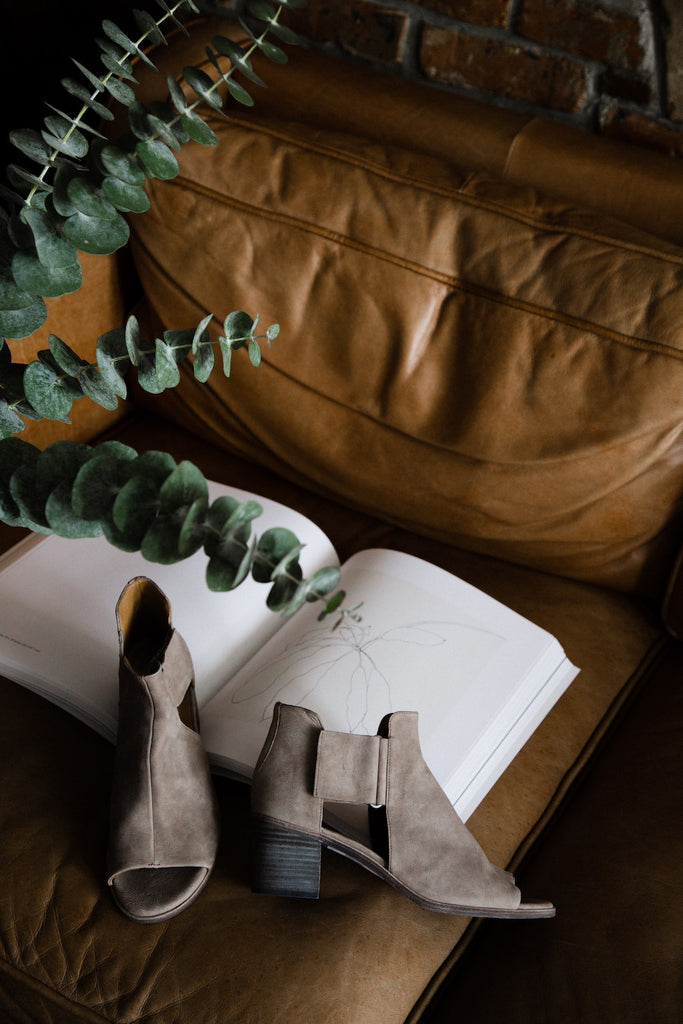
0,478,578,822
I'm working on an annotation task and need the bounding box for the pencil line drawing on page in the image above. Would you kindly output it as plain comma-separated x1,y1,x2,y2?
229,613,506,734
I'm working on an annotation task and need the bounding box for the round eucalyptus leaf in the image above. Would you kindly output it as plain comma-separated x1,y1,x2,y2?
266,571,301,612
155,337,181,388
99,49,137,83
23,360,75,420
44,106,107,139
224,76,254,107
192,313,213,354
248,339,262,367
193,341,214,383
183,65,223,109
63,210,130,255
52,166,79,217
10,128,52,164
266,323,280,341
103,75,137,107
178,496,208,558
128,101,154,141
141,515,184,564
205,495,239,554
136,354,164,394
180,109,218,146
66,177,118,220
247,0,276,19
0,400,25,439
163,328,194,363
265,19,301,45
95,346,128,399
159,460,208,513
0,436,40,478
61,78,114,121
71,452,131,519
98,143,146,185
0,437,39,517
0,297,47,341
134,8,167,47
80,365,119,410
130,449,177,483
48,334,89,376
211,37,266,86
21,207,78,269
101,515,143,552
147,110,182,151
306,566,342,598
135,138,179,179
11,250,82,298
125,315,142,366
9,463,52,533
319,589,347,620
218,337,232,376
101,176,150,213
7,164,53,196
166,74,189,113
41,128,89,160
35,439,94,495
253,527,300,583
280,578,311,617
0,271,35,312
223,309,254,344
102,19,156,70
112,474,159,542
206,537,255,591
45,480,103,538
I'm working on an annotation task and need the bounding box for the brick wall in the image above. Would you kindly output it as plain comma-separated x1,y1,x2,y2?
204,0,683,157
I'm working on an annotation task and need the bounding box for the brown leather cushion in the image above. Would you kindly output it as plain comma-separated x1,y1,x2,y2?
127,88,683,599
0,414,667,1024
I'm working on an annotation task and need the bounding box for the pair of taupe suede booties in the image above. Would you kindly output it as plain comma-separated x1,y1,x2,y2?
107,577,555,923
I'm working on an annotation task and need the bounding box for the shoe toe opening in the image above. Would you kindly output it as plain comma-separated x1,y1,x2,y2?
112,866,208,922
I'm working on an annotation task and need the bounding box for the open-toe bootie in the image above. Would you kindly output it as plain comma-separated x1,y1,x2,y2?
107,577,219,923
251,702,554,918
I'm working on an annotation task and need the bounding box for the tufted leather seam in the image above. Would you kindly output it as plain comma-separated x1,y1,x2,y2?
130,228,683,476
203,112,683,268
154,176,683,361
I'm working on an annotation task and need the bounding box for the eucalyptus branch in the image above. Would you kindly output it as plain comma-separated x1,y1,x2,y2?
0,309,279,437
0,436,346,620
0,0,305,341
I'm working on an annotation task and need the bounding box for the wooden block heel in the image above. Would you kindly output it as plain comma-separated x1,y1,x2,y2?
251,817,321,899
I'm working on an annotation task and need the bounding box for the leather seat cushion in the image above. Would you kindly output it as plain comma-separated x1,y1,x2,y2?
0,415,666,1024
125,31,683,599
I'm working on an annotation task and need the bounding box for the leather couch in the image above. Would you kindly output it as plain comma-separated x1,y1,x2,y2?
1,18,681,1023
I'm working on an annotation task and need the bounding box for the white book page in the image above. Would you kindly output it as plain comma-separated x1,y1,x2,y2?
202,548,576,817
0,480,338,740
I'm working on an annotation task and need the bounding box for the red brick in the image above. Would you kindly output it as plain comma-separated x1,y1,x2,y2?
419,25,588,112
600,108,683,158
518,0,644,71
418,0,510,29
283,0,409,64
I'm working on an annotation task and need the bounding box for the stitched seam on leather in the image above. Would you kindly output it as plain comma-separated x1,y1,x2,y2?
211,115,683,268
160,177,683,360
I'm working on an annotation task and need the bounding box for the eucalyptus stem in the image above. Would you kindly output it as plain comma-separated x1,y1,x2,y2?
25,0,191,208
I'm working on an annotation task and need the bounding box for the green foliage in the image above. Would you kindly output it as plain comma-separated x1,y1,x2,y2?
0,1,350,624
0,436,343,615
0,311,279,432
0,0,301,339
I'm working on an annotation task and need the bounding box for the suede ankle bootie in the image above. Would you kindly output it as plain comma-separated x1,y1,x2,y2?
107,577,219,923
251,702,554,918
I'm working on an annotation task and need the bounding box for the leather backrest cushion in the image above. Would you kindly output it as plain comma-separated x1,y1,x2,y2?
129,111,683,597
